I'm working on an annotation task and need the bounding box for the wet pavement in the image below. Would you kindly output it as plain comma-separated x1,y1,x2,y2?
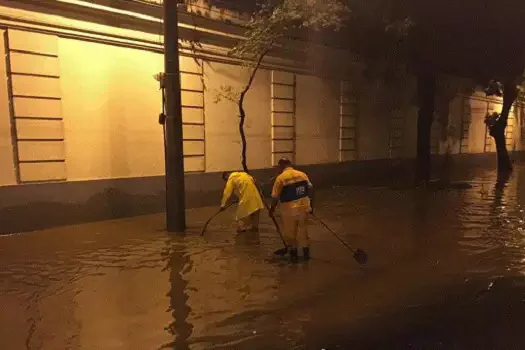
2,164,525,349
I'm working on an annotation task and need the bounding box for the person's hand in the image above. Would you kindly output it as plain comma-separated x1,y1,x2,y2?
219,206,226,212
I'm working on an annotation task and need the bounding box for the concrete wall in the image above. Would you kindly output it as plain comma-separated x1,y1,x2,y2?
356,81,395,160
444,96,464,155
1,4,524,233
204,62,272,172
467,95,488,154
59,38,165,181
0,10,517,184
296,74,340,165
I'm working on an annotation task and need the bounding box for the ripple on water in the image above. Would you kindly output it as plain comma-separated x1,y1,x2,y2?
3,166,525,348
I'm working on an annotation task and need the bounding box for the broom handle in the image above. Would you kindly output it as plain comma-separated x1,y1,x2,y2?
201,201,236,236
310,213,357,254
254,178,287,250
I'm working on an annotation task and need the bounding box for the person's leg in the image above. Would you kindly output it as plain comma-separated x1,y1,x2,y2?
237,216,249,232
297,212,310,260
283,214,300,262
282,214,297,248
249,210,260,232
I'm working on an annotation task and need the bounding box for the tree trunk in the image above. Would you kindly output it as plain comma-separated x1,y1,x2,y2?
492,130,511,172
488,82,516,174
416,71,436,184
238,93,249,173
236,50,270,174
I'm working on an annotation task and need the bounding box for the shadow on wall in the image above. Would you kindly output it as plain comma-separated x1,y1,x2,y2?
0,188,165,234
0,176,225,235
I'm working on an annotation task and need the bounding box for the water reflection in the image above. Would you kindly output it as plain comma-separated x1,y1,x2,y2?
161,236,193,350
459,168,525,279
4,165,525,348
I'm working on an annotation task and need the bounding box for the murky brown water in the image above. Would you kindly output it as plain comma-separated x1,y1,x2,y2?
2,164,525,349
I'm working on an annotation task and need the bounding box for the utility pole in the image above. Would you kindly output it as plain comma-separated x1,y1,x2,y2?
164,0,186,232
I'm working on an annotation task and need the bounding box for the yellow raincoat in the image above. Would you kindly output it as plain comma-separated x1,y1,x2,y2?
221,172,265,220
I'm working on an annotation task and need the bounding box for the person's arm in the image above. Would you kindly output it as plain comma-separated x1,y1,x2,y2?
307,177,314,213
220,178,234,210
269,177,283,216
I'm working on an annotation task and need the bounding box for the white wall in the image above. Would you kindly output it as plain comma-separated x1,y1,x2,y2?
445,96,464,155
355,82,392,160
59,38,165,181
0,32,523,188
295,75,340,165
203,62,272,172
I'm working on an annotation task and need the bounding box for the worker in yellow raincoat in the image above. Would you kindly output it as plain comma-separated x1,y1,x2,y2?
220,171,265,232
269,158,313,262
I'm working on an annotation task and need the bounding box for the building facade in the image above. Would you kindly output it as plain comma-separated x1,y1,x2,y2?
0,0,522,233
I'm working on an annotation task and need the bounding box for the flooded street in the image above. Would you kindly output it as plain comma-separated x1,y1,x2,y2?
2,164,525,349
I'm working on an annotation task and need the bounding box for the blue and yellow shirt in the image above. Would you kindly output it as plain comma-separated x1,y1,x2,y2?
271,167,312,214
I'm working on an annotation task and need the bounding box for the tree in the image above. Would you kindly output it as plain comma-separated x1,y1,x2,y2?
343,0,525,182
216,0,349,172
413,0,525,176
338,0,437,183
484,81,519,173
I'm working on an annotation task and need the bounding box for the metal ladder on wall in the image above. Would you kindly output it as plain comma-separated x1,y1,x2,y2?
339,81,358,162
388,112,405,159
271,71,296,165
459,95,471,154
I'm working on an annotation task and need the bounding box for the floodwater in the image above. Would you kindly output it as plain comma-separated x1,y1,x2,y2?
2,164,525,349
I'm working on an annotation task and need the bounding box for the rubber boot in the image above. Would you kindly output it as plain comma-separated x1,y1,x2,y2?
303,247,310,261
289,249,299,263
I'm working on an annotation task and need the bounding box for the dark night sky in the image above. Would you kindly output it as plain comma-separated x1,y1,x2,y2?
202,0,525,80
